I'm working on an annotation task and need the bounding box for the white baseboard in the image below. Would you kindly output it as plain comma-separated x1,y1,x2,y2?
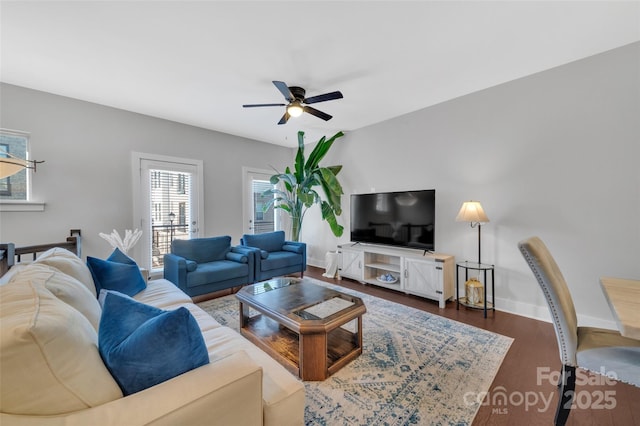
307,256,325,270
307,257,618,330
482,297,617,330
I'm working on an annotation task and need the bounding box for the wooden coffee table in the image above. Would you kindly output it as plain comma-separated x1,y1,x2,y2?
236,277,366,381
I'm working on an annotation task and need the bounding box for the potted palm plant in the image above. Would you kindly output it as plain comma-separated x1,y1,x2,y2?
264,130,345,242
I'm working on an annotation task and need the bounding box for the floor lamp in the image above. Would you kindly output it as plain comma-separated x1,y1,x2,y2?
456,201,490,264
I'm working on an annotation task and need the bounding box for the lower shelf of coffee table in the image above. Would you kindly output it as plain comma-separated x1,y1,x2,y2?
240,313,361,380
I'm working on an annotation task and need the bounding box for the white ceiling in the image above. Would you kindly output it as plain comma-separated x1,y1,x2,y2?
2,1,639,147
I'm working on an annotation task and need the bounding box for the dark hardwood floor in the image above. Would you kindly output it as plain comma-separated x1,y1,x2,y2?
303,266,640,426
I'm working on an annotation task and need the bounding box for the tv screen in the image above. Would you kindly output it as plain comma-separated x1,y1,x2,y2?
350,189,435,250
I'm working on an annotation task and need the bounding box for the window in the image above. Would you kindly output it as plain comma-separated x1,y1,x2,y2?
0,129,30,201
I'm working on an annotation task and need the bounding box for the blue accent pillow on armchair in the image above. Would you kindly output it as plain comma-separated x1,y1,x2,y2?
98,291,209,395
87,249,146,296
243,231,285,253
172,236,232,263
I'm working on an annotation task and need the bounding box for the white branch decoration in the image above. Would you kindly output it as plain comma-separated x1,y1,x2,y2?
99,229,142,255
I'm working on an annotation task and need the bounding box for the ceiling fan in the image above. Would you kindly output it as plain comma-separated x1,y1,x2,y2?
243,81,343,125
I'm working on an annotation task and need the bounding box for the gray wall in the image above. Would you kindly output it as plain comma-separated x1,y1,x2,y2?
0,83,291,258
303,42,639,327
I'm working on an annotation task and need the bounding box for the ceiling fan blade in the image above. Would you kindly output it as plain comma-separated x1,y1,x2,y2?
272,81,294,102
303,91,343,104
242,104,286,108
277,111,290,125
304,106,332,121
242,103,286,108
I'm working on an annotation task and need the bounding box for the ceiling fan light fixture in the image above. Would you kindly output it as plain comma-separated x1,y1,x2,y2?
243,81,342,124
287,102,304,117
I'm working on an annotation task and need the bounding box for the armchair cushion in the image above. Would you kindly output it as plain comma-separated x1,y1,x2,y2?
87,251,146,297
172,236,231,264
186,261,249,288
186,260,198,272
282,244,304,254
242,231,285,253
226,252,248,263
99,291,209,395
261,251,303,272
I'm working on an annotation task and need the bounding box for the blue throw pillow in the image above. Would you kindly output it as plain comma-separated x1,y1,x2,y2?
282,243,304,254
225,252,248,263
107,247,136,264
172,237,231,263
87,249,146,297
98,291,209,395
185,260,198,272
243,231,285,253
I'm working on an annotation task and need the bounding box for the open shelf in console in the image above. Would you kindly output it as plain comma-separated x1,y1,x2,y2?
363,252,402,289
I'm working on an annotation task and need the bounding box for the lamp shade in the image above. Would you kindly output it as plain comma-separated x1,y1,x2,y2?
456,201,489,224
0,157,29,179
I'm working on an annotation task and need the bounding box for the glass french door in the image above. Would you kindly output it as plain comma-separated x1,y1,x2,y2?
132,153,203,274
243,168,280,235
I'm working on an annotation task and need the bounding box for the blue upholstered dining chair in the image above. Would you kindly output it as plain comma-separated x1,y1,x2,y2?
240,231,306,282
518,236,640,426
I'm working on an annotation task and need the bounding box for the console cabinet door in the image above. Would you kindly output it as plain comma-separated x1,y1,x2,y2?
339,249,363,280
404,258,441,299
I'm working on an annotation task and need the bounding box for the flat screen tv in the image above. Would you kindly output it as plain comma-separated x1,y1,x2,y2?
350,189,435,250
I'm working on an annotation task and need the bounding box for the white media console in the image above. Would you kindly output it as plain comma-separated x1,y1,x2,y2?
337,243,455,308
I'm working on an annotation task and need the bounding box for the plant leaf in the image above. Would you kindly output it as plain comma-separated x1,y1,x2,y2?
294,131,305,182
326,165,342,176
321,201,344,237
304,135,326,171
305,131,344,170
318,168,343,213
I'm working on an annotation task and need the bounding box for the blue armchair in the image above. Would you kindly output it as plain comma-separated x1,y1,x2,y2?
240,231,306,282
163,236,254,297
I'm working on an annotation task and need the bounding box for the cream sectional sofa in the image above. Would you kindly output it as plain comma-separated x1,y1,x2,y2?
0,248,305,425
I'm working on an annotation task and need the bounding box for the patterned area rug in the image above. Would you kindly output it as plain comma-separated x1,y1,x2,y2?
198,278,512,425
